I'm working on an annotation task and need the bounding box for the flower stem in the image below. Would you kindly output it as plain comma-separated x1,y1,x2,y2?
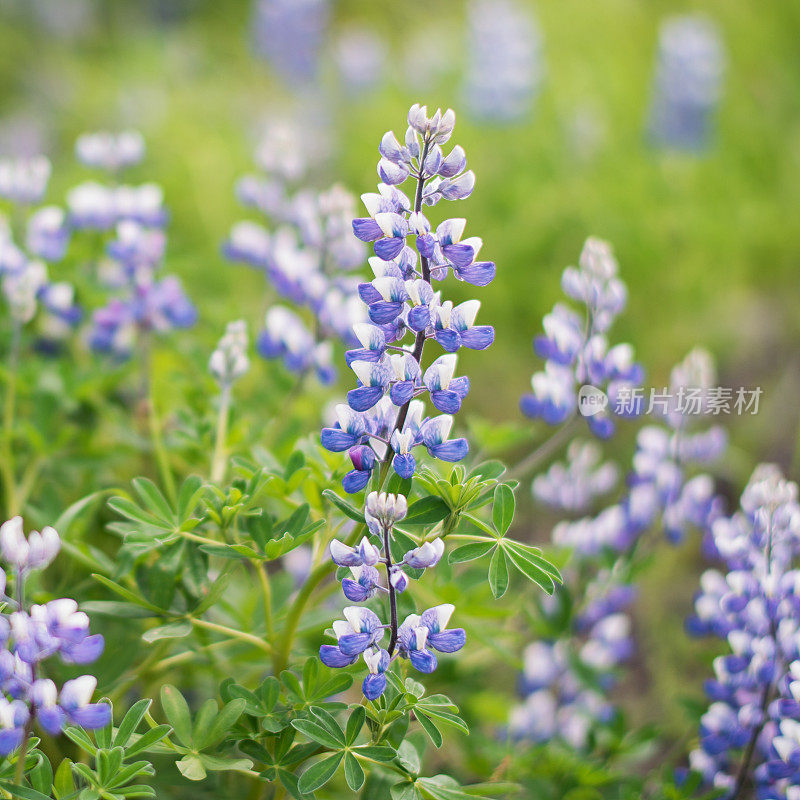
189,616,272,654
383,525,399,655
211,385,232,484
13,716,32,785
509,416,578,479
2,321,21,516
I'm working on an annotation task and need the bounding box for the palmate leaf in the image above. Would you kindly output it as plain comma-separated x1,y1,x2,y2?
160,685,192,747
491,484,515,535
488,547,509,599
344,752,365,791
290,719,344,750
447,541,495,564
297,752,343,794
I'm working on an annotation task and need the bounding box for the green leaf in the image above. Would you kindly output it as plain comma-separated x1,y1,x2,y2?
344,752,365,791
142,620,192,643
354,745,397,762
297,752,343,794
113,699,151,748
177,475,205,520
447,541,495,564
414,710,443,747
466,460,506,481
132,477,175,522
177,755,207,781
53,490,108,537
91,574,162,612
62,725,98,755
492,484,515,535
322,489,364,523
0,783,53,800
125,725,171,758
345,705,365,745
196,699,246,750
503,542,558,594
488,546,509,599
291,719,345,750
160,685,192,747
404,496,450,525
54,758,76,798
190,699,219,750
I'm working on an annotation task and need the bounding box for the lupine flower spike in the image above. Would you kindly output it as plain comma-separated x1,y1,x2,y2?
322,103,495,492
320,492,464,700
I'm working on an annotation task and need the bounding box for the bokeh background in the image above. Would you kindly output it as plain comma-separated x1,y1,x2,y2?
2,0,799,758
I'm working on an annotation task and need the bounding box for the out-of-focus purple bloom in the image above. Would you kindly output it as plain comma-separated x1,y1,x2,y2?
648,15,725,150
333,27,385,95
26,206,70,262
463,0,544,123
0,156,51,205
521,238,642,438
75,131,145,172
252,0,329,85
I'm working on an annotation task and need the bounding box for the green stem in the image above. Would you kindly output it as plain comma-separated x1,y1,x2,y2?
257,563,276,641
189,617,272,654
13,717,32,785
211,385,232,484
2,322,21,516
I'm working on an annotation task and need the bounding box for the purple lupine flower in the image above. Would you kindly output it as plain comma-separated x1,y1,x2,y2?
521,238,642,438
342,566,381,602
30,676,110,735
686,465,800,797
533,441,618,513
648,15,725,150
225,133,367,384
90,275,196,359
26,206,70,262
0,156,51,205
362,648,390,700
1,518,108,753
322,106,492,491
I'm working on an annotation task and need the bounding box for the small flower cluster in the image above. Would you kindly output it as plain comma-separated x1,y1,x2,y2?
510,581,634,747
75,130,145,173
0,517,110,754
0,157,81,342
67,131,164,231
513,349,726,747
319,492,465,700
686,465,800,798
648,15,726,150
322,104,494,492
552,350,726,554
463,0,544,123
252,0,329,84
225,127,366,384
209,320,250,389
80,133,195,358
521,238,642,439
533,440,619,513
